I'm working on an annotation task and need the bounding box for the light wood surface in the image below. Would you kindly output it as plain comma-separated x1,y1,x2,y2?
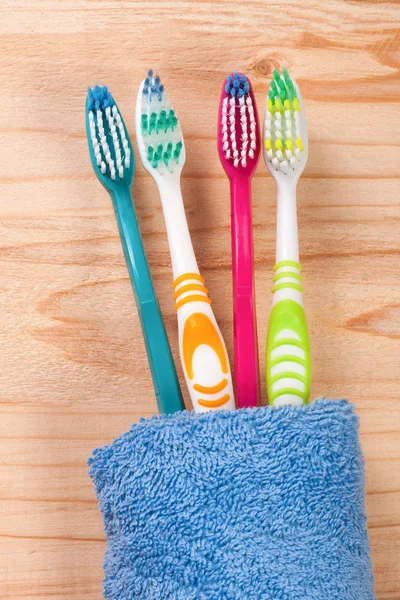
1,0,399,598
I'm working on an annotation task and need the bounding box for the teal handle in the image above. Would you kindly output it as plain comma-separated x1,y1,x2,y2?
112,186,184,414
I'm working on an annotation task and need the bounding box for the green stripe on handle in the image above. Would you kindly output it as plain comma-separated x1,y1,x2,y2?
266,298,311,406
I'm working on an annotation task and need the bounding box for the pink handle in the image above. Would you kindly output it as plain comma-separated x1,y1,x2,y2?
230,176,260,408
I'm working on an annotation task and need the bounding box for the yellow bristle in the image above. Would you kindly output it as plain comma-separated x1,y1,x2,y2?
296,138,304,151
275,98,283,112
265,139,272,151
267,99,275,113
284,99,290,110
286,140,293,150
293,98,300,112
275,139,283,151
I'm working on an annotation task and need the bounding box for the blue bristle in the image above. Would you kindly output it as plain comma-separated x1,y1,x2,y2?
148,69,153,78
144,78,150,88
230,87,236,97
238,88,245,98
88,85,115,111
154,75,160,87
225,83,231,94
244,81,249,93
143,87,149,95
241,74,246,83
159,84,164,93
87,88,94,110
227,74,233,84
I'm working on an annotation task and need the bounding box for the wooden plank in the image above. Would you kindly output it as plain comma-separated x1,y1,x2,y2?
0,0,399,597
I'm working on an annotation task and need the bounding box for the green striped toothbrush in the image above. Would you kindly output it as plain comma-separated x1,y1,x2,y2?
85,84,184,414
263,70,311,407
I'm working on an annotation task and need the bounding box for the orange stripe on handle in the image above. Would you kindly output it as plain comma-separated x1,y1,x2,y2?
174,283,208,300
182,312,228,379
173,272,204,289
193,378,228,395
175,295,211,311
198,394,230,408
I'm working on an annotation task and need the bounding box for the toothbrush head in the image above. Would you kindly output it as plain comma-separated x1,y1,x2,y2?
217,72,260,178
263,69,308,181
85,85,134,192
136,70,185,182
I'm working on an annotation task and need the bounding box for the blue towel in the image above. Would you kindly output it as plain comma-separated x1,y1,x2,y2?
89,399,375,599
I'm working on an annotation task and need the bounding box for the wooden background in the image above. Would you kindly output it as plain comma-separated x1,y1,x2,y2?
1,0,399,597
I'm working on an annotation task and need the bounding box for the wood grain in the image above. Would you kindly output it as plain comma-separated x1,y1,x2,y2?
1,0,399,597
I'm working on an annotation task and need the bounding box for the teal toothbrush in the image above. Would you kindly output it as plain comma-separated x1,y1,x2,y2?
85,84,184,414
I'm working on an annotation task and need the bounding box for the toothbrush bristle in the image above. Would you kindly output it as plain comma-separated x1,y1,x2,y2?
139,71,184,174
264,69,304,173
220,72,259,169
86,85,131,181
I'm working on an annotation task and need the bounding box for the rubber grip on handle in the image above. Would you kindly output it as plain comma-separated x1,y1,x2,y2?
266,299,311,406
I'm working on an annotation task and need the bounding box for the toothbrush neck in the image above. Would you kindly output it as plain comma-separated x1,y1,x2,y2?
276,180,299,264
230,175,253,292
158,177,199,280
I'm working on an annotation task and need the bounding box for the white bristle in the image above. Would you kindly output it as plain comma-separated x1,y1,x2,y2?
272,157,279,169
279,160,289,173
100,162,106,174
290,156,297,167
221,80,258,168
277,150,284,161
240,94,248,164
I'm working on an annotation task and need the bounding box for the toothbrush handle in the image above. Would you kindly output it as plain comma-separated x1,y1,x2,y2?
159,179,235,413
112,187,184,414
266,184,311,407
230,176,260,408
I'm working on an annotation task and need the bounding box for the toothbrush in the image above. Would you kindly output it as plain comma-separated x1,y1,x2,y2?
263,69,311,407
85,84,184,415
136,71,235,413
217,73,261,409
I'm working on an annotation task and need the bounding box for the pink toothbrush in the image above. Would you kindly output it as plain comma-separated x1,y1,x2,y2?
217,72,261,408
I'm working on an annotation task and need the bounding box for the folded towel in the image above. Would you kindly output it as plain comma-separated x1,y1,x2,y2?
89,399,374,599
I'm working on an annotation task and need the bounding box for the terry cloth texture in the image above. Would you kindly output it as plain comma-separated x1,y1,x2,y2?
89,399,375,600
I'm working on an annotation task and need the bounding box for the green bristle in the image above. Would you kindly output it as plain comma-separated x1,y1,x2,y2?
157,144,163,156
163,150,170,166
156,110,166,133
273,69,281,83
147,146,154,161
283,68,291,86
173,141,183,161
268,90,275,101
168,110,178,131
278,80,287,102
141,114,148,132
270,80,279,98
149,112,157,134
